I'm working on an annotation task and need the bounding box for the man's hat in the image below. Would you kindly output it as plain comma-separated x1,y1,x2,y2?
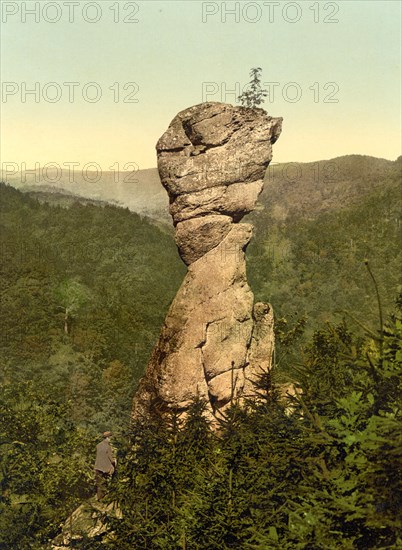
103,431,113,438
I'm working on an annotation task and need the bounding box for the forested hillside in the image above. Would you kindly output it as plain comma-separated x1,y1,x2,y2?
0,183,185,432
108,307,402,549
1,154,400,426
0,184,187,546
0,154,400,547
247,155,401,370
1,154,401,423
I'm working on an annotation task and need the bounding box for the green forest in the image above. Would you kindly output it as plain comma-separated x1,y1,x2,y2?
0,154,401,549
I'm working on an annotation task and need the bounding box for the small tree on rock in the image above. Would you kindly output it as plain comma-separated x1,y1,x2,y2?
238,67,268,109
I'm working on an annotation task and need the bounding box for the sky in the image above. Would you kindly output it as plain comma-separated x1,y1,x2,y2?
0,0,401,172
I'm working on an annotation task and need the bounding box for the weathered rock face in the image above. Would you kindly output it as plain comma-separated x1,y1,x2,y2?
133,102,282,423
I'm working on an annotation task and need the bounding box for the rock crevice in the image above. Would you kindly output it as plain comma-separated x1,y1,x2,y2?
132,102,282,422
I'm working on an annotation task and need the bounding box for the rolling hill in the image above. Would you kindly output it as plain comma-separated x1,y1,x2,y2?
4,155,400,226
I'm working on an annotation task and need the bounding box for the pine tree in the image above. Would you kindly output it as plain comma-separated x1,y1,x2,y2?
238,68,268,109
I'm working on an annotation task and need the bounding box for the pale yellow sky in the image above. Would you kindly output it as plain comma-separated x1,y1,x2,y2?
1,1,401,171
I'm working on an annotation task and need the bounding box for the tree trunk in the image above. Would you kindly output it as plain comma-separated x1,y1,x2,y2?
64,309,70,335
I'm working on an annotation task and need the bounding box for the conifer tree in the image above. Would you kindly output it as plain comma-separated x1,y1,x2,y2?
238,68,268,109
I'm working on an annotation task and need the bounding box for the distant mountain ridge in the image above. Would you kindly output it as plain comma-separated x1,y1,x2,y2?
2,155,400,224
3,166,169,222
258,155,401,223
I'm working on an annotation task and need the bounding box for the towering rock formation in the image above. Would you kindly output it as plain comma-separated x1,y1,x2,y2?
133,102,282,422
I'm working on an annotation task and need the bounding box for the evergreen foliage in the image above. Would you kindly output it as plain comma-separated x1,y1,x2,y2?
0,182,185,432
238,68,268,109
0,183,184,545
0,179,401,547
0,382,94,548
105,301,401,549
247,181,402,373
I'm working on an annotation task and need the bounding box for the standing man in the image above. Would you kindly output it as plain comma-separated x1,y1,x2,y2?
94,431,116,500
